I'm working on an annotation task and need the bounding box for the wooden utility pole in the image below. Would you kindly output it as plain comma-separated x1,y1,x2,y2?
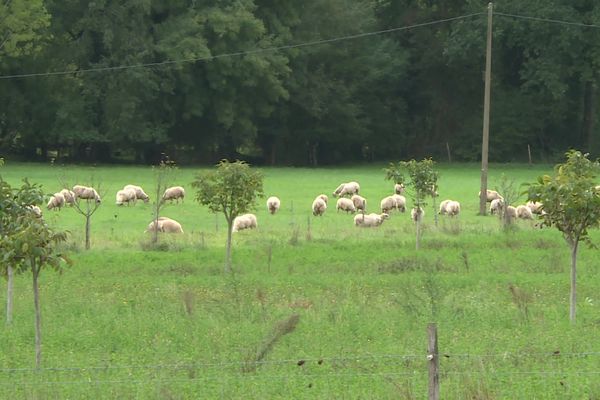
427,323,439,400
479,2,493,215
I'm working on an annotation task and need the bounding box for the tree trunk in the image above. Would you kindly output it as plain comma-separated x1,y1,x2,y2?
432,197,438,227
416,219,421,250
225,221,233,273
570,240,579,324
32,262,42,368
85,214,91,250
6,265,13,325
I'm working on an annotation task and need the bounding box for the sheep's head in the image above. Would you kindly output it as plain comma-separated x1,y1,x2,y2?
381,213,390,220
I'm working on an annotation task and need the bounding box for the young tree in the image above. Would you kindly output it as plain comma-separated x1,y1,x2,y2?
527,150,600,324
0,178,44,325
385,158,439,250
68,181,103,250
150,158,178,245
192,160,263,273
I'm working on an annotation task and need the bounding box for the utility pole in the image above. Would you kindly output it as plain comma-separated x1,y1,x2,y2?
479,2,493,215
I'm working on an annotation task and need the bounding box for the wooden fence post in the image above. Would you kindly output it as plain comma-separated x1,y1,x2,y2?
427,323,440,400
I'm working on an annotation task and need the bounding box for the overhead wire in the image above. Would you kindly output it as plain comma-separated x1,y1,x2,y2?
495,11,600,29
0,12,484,80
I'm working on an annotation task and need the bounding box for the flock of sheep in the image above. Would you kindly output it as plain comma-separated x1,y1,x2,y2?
34,180,544,236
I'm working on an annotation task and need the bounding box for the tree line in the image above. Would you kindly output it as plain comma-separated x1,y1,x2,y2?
1,0,599,165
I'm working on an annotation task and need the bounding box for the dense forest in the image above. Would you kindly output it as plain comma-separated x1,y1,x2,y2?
1,0,599,165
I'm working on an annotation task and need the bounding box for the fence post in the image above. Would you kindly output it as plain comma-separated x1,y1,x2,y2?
427,323,439,400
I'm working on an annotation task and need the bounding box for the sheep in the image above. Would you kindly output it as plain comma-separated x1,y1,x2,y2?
516,205,534,220
232,213,258,232
317,194,328,204
333,181,360,197
354,212,389,227
445,200,461,216
439,199,451,215
47,193,66,210
380,196,396,213
59,189,76,205
391,194,406,212
505,205,517,220
490,198,504,215
145,217,184,233
411,206,425,223
479,189,503,202
162,186,185,203
26,205,42,218
115,188,137,206
266,196,281,215
351,194,367,212
312,197,327,216
336,197,356,214
73,185,101,203
124,185,150,203
526,201,543,214
394,183,405,195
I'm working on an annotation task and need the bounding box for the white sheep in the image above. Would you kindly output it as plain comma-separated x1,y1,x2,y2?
317,194,328,204
516,205,533,220
124,185,150,203
445,200,461,216
490,198,504,215
26,205,42,218
411,206,425,223
392,194,406,212
162,186,185,203
146,217,184,233
439,199,451,215
333,181,360,197
505,205,517,220
115,188,137,206
336,197,356,213
266,196,281,215
351,194,367,212
47,192,66,210
354,212,389,227
380,196,396,213
232,213,258,232
479,189,504,202
73,185,101,203
394,183,405,195
526,201,543,214
59,189,76,205
312,197,327,216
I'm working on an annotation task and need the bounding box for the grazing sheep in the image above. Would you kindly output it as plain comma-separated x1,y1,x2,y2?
479,189,503,202
336,197,356,213
26,205,42,218
145,217,184,233
59,189,76,205
445,200,461,216
124,185,150,203
411,207,425,223
266,196,281,215
354,213,389,227
47,193,66,210
394,183,405,195
333,181,360,197
162,186,185,203
115,188,137,206
312,197,327,216
526,201,543,214
73,185,101,203
391,194,406,212
351,194,367,212
380,196,396,213
439,199,451,215
505,205,517,220
232,213,258,232
516,205,534,220
490,198,504,215
317,194,328,204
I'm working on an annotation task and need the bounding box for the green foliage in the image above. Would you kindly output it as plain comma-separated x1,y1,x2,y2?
192,160,263,223
0,0,51,57
527,150,600,246
385,158,439,207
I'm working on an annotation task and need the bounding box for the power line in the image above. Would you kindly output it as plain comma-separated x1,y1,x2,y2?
495,12,600,29
0,12,484,80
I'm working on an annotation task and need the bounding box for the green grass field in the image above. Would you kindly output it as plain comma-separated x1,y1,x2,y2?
1,162,600,399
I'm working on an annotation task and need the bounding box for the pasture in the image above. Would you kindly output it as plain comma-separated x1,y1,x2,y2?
1,162,600,399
